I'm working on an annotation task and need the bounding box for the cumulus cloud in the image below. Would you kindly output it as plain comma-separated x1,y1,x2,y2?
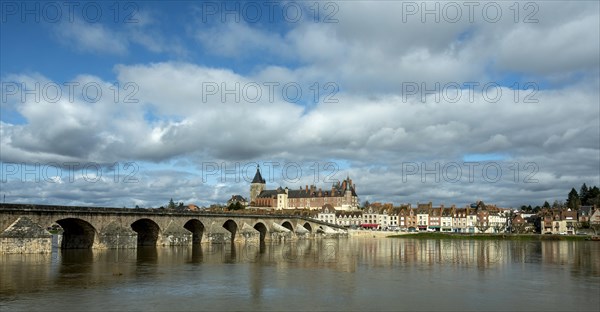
1,1,598,208
2,63,598,207
53,10,188,57
54,20,129,55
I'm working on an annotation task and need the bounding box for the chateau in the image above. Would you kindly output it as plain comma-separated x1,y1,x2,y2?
249,166,359,211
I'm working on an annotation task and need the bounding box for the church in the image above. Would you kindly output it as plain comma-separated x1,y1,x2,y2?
249,166,359,211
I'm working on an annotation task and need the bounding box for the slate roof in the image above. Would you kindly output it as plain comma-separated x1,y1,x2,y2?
228,195,247,202
251,166,266,183
579,206,593,216
256,177,358,199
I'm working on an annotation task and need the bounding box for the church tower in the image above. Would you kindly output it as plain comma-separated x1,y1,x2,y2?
250,165,266,205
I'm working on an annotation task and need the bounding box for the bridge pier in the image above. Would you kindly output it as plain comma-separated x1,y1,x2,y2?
0,217,52,254
239,223,260,243
161,220,193,246
205,222,232,244
269,222,295,242
98,221,137,249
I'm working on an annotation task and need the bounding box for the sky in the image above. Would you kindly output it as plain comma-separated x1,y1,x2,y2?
1,0,599,209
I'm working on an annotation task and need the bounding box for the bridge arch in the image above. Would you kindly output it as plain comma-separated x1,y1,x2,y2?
131,218,161,246
222,219,238,243
303,222,313,233
184,219,205,244
253,221,268,242
56,218,97,249
281,220,294,232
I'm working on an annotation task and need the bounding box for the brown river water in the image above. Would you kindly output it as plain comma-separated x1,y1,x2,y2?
1,238,599,311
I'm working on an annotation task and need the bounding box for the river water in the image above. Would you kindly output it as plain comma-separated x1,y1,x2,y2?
1,238,599,311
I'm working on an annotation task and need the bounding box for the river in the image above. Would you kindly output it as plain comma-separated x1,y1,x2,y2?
1,238,599,311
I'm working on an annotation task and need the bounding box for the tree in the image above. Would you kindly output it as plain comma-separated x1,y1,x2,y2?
362,200,370,209
566,188,581,210
168,198,176,210
580,183,589,205
552,200,563,209
573,221,584,234
542,201,550,209
527,215,542,233
587,186,600,206
511,221,526,234
477,201,486,209
591,223,600,235
475,210,490,233
475,220,490,233
227,202,243,211
492,222,505,233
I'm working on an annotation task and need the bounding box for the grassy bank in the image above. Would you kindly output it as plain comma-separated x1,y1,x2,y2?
387,232,591,241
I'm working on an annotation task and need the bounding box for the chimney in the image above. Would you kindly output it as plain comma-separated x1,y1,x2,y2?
305,185,308,193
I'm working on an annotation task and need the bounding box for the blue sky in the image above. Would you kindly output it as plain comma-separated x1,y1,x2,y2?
1,1,599,208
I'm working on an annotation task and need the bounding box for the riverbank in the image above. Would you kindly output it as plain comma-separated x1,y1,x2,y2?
387,232,591,241
348,229,410,238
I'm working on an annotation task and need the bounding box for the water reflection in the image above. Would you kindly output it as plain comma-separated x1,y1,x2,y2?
189,244,203,264
1,239,599,311
0,253,53,298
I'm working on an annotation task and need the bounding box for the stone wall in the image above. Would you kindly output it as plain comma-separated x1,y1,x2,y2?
0,217,52,254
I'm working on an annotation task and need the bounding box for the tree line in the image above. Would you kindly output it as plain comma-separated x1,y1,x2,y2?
521,183,600,213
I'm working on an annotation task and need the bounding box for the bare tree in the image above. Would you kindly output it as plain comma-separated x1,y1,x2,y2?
475,220,491,233
590,223,600,235
511,222,526,234
492,222,505,233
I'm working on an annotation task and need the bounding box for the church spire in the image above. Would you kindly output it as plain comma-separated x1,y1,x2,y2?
251,165,266,184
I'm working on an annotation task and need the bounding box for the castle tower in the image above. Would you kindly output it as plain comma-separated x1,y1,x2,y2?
250,165,266,204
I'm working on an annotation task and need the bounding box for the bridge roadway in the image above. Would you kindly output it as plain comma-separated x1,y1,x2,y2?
0,204,347,253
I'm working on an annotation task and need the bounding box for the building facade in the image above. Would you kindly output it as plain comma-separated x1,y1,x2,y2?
249,166,359,210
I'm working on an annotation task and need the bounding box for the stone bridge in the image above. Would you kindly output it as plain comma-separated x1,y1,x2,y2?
0,204,347,253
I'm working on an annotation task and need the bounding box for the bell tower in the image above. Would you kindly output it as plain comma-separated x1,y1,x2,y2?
250,165,266,204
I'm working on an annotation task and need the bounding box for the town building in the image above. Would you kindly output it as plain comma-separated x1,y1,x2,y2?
314,202,510,233
590,208,600,224
227,195,248,207
416,203,430,231
249,166,359,210
541,208,579,234
441,207,453,232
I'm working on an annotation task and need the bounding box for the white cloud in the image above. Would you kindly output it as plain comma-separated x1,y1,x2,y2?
55,20,129,55
2,1,599,208
496,14,600,75
195,22,293,59
2,63,598,207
